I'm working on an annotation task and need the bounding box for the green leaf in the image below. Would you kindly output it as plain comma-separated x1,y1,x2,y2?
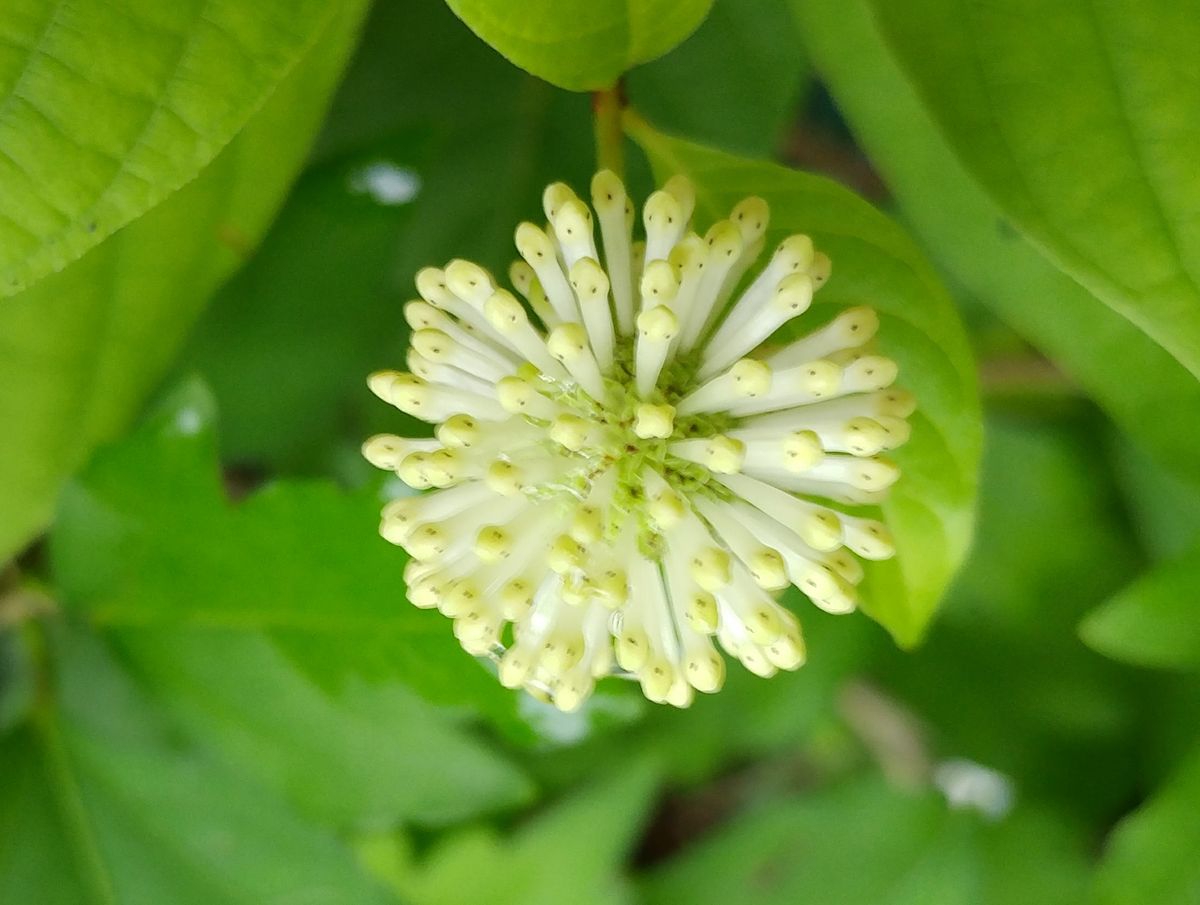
626,118,982,646
361,760,660,905
0,0,369,564
0,0,346,296
792,0,1200,490
867,0,1200,382
640,776,1091,905
112,629,536,827
1094,743,1200,905
0,625,395,904
443,0,714,90
626,0,809,157
1082,545,1200,671
51,379,534,742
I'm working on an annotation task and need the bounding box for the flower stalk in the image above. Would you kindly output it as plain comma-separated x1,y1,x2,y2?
592,84,625,180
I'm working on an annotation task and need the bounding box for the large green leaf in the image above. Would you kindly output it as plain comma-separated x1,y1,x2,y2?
361,760,660,905
1094,743,1200,905
627,118,982,646
0,0,343,296
0,625,395,904
640,776,1091,905
792,0,1200,490
0,0,369,564
867,0,1200,382
443,0,714,90
1081,545,1200,671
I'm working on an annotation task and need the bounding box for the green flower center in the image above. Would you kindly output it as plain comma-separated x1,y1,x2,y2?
534,336,735,555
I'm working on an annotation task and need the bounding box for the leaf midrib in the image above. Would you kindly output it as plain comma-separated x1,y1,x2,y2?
33,699,117,905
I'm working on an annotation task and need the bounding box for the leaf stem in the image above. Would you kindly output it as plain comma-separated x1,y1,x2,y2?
592,83,626,179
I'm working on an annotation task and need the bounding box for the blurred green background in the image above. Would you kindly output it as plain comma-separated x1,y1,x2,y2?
3,0,1199,902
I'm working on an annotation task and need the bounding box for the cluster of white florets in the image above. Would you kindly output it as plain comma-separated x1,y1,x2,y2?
364,171,912,711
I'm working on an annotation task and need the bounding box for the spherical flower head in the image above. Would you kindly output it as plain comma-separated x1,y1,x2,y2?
364,171,914,712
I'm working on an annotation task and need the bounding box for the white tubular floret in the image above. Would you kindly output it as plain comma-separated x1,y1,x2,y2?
515,222,580,325
591,170,635,335
569,257,615,371
634,305,679,398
